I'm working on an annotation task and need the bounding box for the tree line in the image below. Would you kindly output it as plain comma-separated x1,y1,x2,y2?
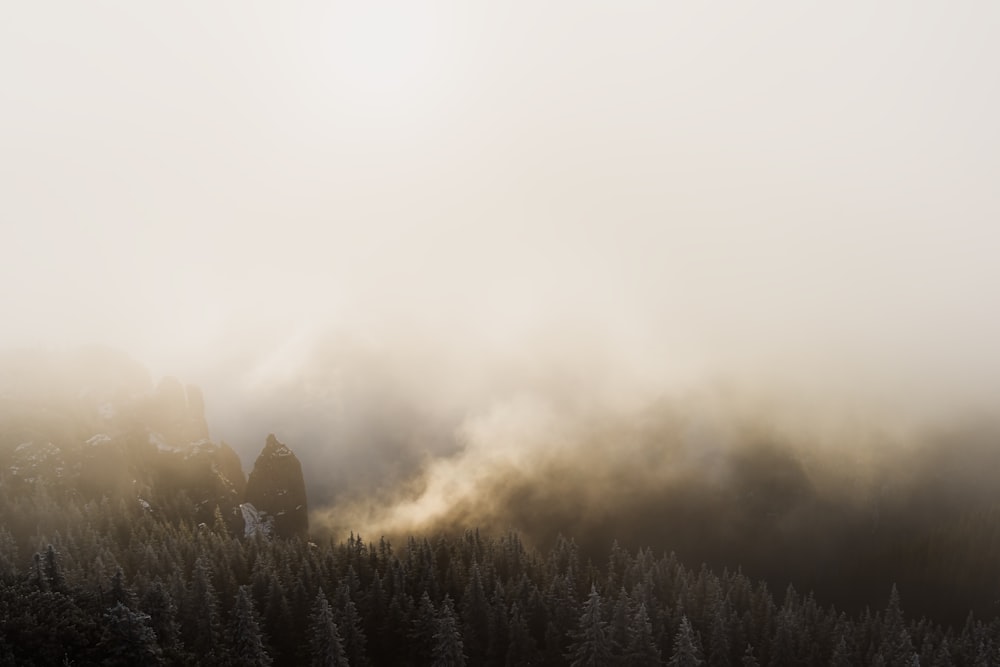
0,491,996,666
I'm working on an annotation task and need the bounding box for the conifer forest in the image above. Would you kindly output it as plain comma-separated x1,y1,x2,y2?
7,498,1000,665
2,479,1000,666
4,352,1000,666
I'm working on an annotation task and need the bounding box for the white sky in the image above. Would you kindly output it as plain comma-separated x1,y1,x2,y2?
2,1,1000,418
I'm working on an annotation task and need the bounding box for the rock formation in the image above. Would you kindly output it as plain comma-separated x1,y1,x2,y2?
0,349,311,539
243,434,309,539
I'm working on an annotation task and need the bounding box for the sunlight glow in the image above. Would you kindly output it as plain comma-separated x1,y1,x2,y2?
325,4,440,106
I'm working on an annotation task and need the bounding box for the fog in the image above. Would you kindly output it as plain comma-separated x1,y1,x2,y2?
3,2,1000,595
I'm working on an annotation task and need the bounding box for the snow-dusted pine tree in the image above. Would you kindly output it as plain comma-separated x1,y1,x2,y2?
432,595,466,667
669,615,704,667
99,602,163,666
227,585,271,667
185,555,223,662
308,589,348,667
626,602,662,666
568,585,615,667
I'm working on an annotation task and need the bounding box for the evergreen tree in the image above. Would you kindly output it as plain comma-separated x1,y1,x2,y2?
0,528,16,584
626,602,662,667
432,595,467,667
610,587,634,656
43,544,65,593
669,616,704,667
506,602,541,666
227,585,272,667
930,637,954,667
30,552,48,592
98,602,164,666
140,580,183,661
3,587,99,664
545,572,578,662
334,581,369,666
770,607,800,665
878,586,916,667
830,634,853,667
488,578,511,661
378,592,410,664
706,597,733,667
461,564,491,664
109,567,137,608
184,555,223,662
411,591,439,664
263,575,295,665
568,585,614,667
364,572,390,664
308,590,348,667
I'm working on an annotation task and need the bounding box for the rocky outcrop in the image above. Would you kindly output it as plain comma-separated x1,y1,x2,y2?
155,439,246,531
0,351,232,524
243,434,308,539
0,349,313,539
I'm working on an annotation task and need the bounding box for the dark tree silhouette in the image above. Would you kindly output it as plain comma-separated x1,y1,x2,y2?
227,585,271,667
669,616,704,667
308,590,348,667
568,585,614,667
432,595,466,667
99,602,164,666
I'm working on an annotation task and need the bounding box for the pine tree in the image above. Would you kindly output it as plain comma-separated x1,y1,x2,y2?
263,575,295,664
365,572,390,664
830,634,853,667
98,602,164,666
0,528,18,583
334,581,369,666
44,545,65,593
610,587,634,657
212,506,230,537
668,616,704,667
488,578,510,661
878,585,915,667
378,593,409,664
770,607,800,665
461,564,491,664
432,595,466,667
930,637,954,667
30,552,48,592
568,585,614,667
308,590,348,667
546,572,578,662
706,597,733,667
109,567,137,608
626,602,662,667
506,602,540,666
184,555,223,662
227,585,271,667
140,580,182,661
411,591,439,664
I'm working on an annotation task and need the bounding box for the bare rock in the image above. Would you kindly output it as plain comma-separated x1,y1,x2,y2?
244,434,308,538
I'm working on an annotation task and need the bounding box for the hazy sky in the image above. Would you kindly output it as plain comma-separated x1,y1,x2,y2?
3,1,1000,423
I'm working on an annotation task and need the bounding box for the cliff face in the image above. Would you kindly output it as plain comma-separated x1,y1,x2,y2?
243,434,309,539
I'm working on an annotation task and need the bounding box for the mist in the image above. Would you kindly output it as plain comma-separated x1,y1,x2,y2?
3,0,1000,621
